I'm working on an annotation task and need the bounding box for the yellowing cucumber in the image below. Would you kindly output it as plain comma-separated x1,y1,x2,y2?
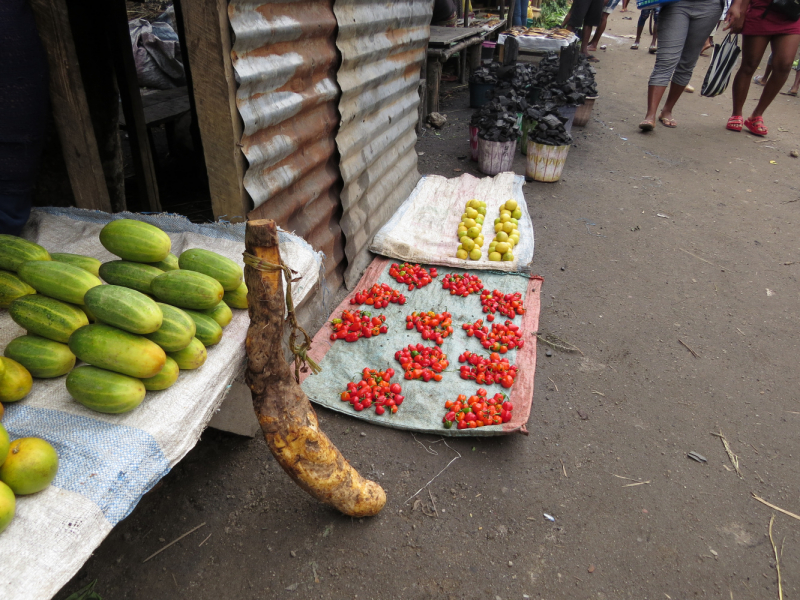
202,302,233,327
222,281,248,309
17,260,102,305
68,323,166,379
50,253,102,277
9,295,89,343
166,337,206,370
4,335,75,378
182,310,223,346
84,285,163,334
0,235,51,272
150,270,224,310
143,303,196,352
147,253,179,271
178,248,243,291
141,356,179,391
66,366,145,414
99,219,171,262
0,357,33,402
0,270,36,308
98,261,163,295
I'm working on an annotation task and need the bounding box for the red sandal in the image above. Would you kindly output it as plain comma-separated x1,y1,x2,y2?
726,115,743,132
744,115,768,136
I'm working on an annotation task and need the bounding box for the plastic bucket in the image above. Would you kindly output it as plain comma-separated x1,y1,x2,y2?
572,96,597,128
469,125,479,161
526,141,570,182
519,118,538,156
469,82,495,108
557,104,578,133
478,138,517,176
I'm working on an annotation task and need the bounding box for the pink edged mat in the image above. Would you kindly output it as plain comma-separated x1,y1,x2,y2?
300,257,542,436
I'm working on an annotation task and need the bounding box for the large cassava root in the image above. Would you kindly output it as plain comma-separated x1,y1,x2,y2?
244,219,386,517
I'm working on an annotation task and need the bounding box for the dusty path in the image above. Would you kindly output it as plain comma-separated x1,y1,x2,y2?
56,14,800,600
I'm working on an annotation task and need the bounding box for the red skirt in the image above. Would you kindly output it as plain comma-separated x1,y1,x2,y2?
742,0,800,36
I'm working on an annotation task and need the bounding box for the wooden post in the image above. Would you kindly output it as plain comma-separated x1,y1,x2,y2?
426,59,442,115
29,0,112,213
176,0,250,223
103,0,161,213
507,0,517,29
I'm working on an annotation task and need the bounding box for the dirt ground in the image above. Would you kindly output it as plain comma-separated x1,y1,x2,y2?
55,14,800,600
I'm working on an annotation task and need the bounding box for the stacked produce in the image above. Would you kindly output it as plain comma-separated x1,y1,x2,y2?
388,263,437,290
339,368,403,415
0,219,247,419
0,405,60,533
456,199,486,260
529,109,573,147
470,99,521,143
329,310,388,342
441,389,513,429
487,199,522,262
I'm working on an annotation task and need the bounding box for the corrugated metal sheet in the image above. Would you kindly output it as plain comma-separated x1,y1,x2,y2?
229,0,346,290
334,0,431,288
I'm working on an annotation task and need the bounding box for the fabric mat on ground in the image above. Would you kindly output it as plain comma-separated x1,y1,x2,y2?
369,173,534,273
300,257,541,436
0,207,322,600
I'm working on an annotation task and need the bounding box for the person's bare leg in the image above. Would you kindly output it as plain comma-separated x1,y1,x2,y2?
752,34,800,117
633,23,645,47
731,35,771,117
658,81,687,125
640,84,667,129
789,68,800,94
588,12,609,50
581,24,597,57
621,0,629,11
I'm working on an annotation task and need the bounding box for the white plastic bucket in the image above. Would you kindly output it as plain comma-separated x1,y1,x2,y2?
526,142,570,182
469,125,479,161
478,138,517,176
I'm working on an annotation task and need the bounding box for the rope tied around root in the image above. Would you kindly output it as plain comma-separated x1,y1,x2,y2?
243,252,322,382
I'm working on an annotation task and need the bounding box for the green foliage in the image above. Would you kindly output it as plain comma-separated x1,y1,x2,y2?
65,580,102,600
533,0,572,29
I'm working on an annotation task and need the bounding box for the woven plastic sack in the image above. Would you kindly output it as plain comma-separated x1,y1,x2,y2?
0,207,322,600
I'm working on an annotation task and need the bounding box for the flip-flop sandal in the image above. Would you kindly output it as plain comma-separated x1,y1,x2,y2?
753,75,766,86
586,55,600,62
631,43,639,49
726,115,743,132
649,45,658,54
744,116,768,136
659,116,677,128
639,119,655,131
780,90,798,96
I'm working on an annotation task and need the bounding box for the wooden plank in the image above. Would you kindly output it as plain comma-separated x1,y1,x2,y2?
429,25,482,46
176,0,249,223
29,0,112,212
103,0,161,212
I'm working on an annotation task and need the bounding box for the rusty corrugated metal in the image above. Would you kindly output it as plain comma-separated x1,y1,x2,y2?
333,0,431,288
229,0,345,290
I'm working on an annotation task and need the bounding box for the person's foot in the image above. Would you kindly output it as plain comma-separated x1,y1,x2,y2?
639,118,656,131
648,44,658,54
587,43,598,51
744,115,768,136
684,84,695,93
700,41,713,56
585,54,600,62
753,75,767,86
631,42,639,49
726,115,743,131
658,114,677,128
788,87,799,96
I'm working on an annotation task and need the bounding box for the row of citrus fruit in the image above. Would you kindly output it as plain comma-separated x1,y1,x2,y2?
455,199,522,262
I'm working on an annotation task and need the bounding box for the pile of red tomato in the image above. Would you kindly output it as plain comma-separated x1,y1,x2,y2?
441,273,484,297
395,343,448,381
329,310,388,343
406,310,453,345
441,388,513,429
389,262,438,290
480,289,526,319
350,283,407,308
463,319,524,353
340,368,404,415
457,351,518,387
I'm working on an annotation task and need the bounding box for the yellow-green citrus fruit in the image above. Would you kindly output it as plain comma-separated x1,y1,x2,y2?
494,223,504,233
488,252,502,261
499,215,511,224
512,209,522,219
0,481,14,533
462,218,476,229
474,236,484,247
0,423,9,466
495,242,510,255
460,238,475,252
504,199,518,211
495,231,509,243
477,207,486,215
456,249,469,259
0,357,32,403
502,222,515,234
469,249,482,260
465,208,478,219
502,252,514,262
0,437,59,495
467,227,480,239
500,209,511,217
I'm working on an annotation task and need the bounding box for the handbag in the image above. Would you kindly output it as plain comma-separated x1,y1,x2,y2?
765,0,800,20
701,33,741,97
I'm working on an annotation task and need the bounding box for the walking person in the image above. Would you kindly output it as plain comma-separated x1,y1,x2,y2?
726,0,800,134
631,7,660,51
566,0,606,60
588,0,623,51
639,0,723,130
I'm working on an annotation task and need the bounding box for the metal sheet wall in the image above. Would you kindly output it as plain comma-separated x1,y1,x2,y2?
333,0,431,288
229,0,346,290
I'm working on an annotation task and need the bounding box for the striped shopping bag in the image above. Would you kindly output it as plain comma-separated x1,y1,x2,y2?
701,33,741,97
